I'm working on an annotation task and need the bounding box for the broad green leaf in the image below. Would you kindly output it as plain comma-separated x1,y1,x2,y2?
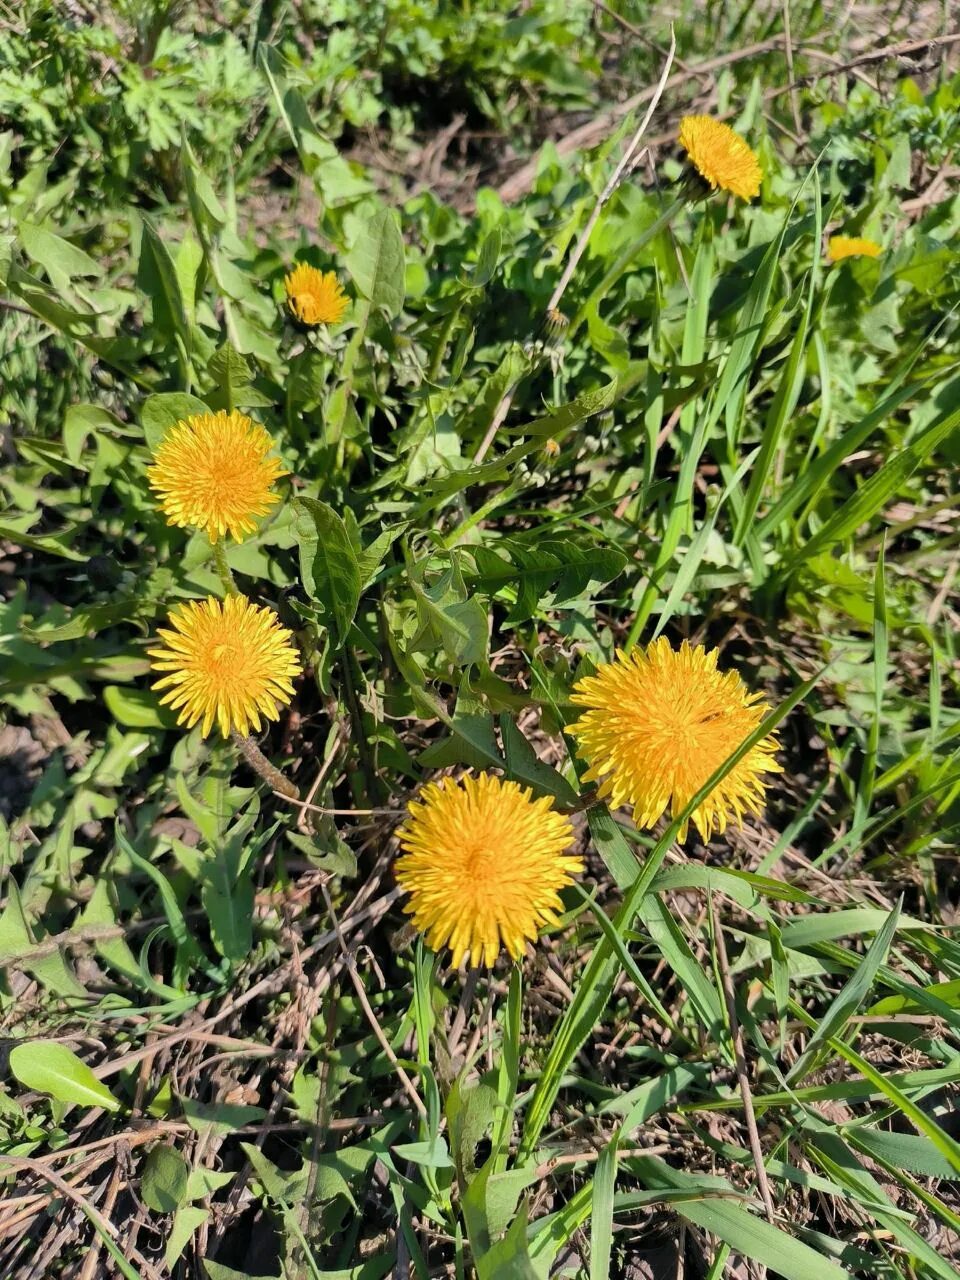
206,341,255,412
500,714,578,804
469,538,627,624
165,1206,208,1270
200,852,253,964
292,497,362,644
105,685,178,729
0,878,86,998
344,207,405,318
9,1041,121,1112
140,392,210,451
138,216,191,355
142,1144,190,1213
18,221,99,287
205,1265,277,1280
62,403,126,464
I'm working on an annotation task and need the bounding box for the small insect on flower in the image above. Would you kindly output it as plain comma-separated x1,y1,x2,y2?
149,594,301,738
394,772,582,968
827,235,882,263
568,638,781,842
543,437,561,458
678,115,763,202
284,263,350,326
147,410,287,545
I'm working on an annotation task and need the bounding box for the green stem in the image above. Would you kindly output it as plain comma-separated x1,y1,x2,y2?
231,730,299,800
212,541,237,596
340,647,385,804
428,302,463,381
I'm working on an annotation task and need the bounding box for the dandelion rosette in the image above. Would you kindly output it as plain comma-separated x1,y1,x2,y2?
679,115,763,201
568,639,780,842
149,595,301,738
147,410,286,544
284,263,349,326
827,235,882,262
395,772,582,967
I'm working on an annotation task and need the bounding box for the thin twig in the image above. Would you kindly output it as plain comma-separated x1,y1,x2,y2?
0,1156,124,1242
296,726,343,832
277,792,400,819
780,0,803,135
546,27,676,318
710,896,776,1226
232,730,299,799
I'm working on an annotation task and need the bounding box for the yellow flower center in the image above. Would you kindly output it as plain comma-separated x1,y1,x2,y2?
147,410,286,544
150,595,301,738
569,639,780,841
395,773,582,967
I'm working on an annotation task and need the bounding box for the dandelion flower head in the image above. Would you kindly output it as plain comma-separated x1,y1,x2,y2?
679,115,763,201
395,772,582,967
827,235,882,262
568,639,780,842
147,410,286,544
284,263,349,326
149,594,301,738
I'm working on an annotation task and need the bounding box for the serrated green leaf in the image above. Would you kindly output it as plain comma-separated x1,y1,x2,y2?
292,497,362,644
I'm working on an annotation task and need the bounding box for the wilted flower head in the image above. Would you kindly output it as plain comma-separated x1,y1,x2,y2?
149,595,301,738
395,772,582,967
568,638,780,842
827,235,882,262
679,115,763,201
284,263,349,326
147,410,286,544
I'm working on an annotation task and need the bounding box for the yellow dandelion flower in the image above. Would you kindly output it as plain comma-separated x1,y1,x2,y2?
395,773,582,967
827,235,882,262
149,594,301,738
679,115,763,201
568,639,780,842
147,410,286,545
284,263,349,326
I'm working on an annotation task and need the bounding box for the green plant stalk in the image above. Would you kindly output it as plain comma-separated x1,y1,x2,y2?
231,730,299,800
211,541,237,595
340,646,386,804
428,300,464,382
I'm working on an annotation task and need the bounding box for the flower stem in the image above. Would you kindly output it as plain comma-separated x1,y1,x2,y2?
231,730,300,800
212,541,238,596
